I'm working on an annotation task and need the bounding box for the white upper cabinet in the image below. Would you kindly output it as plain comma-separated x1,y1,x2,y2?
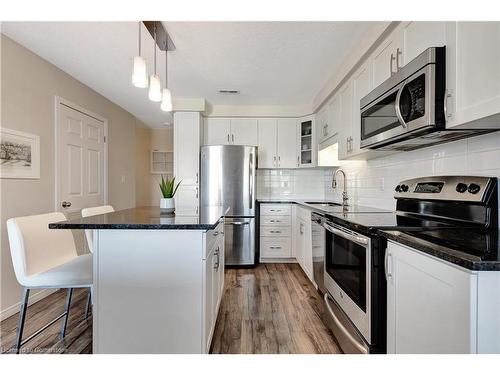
204,118,258,146
257,119,278,168
316,107,328,144
350,62,372,155
297,116,316,167
231,118,258,146
371,29,403,87
337,82,354,160
445,22,500,129
278,118,298,168
174,112,201,186
205,118,231,145
400,21,446,64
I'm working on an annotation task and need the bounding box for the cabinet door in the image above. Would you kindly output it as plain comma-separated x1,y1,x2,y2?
350,62,372,156
337,82,353,160
400,21,446,64
446,22,500,128
277,118,298,168
316,107,328,144
174,112,200,185
371,31,402,87
203,249,215,353
301,217,313,282
386,241,476,354
174,186,199,215
205,118,231,145
327,94,341,141
230,118,258,146
257,119,277,168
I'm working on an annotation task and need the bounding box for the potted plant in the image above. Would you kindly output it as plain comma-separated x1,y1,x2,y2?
159,175,181,214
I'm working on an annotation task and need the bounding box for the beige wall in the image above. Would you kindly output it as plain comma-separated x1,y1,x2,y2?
0,35,137,317
135,127,174,206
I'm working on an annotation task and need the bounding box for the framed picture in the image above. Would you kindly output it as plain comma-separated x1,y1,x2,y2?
0,128,40,179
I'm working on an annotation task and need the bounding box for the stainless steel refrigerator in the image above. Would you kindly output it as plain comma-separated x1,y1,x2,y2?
200,145,256,266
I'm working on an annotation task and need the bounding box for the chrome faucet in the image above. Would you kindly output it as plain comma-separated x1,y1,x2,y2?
332,169,349,207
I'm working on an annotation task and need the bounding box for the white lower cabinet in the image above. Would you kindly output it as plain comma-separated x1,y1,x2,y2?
386,241,500,354
293,206,314,283
260,204,292,260
203,225,224,353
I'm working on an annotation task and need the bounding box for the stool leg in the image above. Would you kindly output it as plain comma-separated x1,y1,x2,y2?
84,287,92,320
60,288,73,338
15,288,30,354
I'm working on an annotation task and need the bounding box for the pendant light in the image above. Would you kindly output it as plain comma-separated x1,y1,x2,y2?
132,22,148,88
161,49,173,112
148,22,162,102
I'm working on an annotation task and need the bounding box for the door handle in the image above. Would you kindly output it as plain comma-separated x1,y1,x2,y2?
230,221,249,225
444,89,452,119
61,201,72,209
297,155,300,167
227,134,230,143
390,52,396,76
396,47,402,71
394,83,407,128
385,251,393,279
231,134,234,143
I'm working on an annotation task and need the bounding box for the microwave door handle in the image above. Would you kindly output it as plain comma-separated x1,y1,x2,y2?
395,83,408,128
323,223,368,246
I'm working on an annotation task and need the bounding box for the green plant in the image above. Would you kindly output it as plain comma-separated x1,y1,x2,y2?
159,175,181,199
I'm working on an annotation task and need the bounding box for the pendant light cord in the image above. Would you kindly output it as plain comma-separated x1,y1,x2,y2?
165,50,168,87
138,21,141,55
153,22,157,75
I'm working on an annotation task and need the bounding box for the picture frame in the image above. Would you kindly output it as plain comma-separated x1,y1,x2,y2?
0,128,40,179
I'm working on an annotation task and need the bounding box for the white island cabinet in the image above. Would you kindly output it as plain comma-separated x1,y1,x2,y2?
386,240,500,354
50,206,226,354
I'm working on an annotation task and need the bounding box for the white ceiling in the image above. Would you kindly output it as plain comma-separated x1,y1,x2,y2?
2,21,372,127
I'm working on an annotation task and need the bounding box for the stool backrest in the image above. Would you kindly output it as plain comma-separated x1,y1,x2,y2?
7,212,78,285
81,205,114,253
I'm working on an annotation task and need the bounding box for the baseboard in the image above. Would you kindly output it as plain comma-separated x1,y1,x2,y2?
0,288,58,321
259,258,298,263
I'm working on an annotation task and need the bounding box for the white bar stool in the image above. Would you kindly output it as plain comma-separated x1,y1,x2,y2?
80,205,114,319
6,212,92,354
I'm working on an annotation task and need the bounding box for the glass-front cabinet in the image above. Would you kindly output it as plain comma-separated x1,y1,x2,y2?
297,116,316,167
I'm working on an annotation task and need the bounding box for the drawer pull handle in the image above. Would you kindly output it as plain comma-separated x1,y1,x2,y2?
269,246,282,249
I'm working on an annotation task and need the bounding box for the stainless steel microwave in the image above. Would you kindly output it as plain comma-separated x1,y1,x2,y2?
359,46,477,151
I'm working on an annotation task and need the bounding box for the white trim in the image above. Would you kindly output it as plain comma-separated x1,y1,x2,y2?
0,289,58,321
54,96,109,212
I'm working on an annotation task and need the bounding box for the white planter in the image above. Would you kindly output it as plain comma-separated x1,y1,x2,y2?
160,198,175,214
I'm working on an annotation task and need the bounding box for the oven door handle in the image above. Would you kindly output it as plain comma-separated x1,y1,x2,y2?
323,223,369,246
324,293,369,354
395,82,408,129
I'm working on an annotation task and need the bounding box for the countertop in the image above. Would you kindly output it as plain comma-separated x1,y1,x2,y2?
380,229,500,271
49,206,229,230
257,198,390,214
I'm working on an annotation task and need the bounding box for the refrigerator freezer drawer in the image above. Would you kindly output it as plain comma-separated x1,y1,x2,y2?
224,217,255,266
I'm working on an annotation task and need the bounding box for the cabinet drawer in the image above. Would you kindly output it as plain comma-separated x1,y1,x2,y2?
260,237,292,258
260,216,291,226
260,204,292,216
204,221,224,259
260,226,291,237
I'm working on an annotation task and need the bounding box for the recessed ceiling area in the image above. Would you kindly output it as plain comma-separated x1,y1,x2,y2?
2,21,374,127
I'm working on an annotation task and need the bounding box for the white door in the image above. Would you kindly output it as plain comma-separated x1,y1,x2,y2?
277,118,297,168
386,241,476,354
338,82,353,160
350,62,372,155
230,118,258,146
257,119,277,168
57,103,106,213
174,185,199,215
327,93,341,141
446,22,500,128
371,32,402,87
205,118,231,145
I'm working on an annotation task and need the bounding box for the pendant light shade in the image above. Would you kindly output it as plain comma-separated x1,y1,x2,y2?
161,88,173,112
132,56,148,88
148,74,162,102
132,22,148,88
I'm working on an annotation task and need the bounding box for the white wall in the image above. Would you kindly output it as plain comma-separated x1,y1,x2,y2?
325,132,500,210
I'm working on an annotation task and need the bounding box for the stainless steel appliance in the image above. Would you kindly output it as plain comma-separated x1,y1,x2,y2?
360,47,496,151
322,176,499,354
200,145,256,266
311,212,325,294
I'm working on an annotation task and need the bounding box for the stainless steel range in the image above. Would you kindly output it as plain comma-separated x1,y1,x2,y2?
321,176,498,354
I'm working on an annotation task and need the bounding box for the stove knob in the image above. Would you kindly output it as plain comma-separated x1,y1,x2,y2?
401,184,409,192
468,183,481,194
395,185,402,192
456,183,468,193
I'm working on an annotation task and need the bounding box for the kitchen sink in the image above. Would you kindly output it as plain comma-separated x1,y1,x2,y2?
304,201,341,207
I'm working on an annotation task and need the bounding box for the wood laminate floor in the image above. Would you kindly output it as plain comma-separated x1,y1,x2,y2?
1,264,341,354
210,263,342,354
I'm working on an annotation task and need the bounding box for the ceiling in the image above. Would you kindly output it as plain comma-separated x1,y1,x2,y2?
2,21,372,127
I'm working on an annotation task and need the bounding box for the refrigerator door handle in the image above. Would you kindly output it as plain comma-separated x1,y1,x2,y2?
249,153,254,209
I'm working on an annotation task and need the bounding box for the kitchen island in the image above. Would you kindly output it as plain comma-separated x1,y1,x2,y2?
49,206,228,354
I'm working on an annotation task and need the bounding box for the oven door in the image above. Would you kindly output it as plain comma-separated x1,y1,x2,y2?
323,221,372,344
360,64,436,149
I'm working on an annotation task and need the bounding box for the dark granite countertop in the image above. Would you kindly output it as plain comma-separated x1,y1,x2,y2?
49,206,229,230
380,229,500,271
257,199,390,214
